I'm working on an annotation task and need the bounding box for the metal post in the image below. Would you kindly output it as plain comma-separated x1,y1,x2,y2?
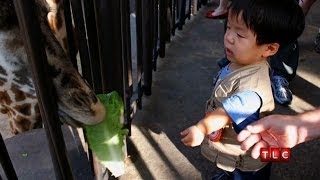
159,0,167,58
120,0,133,133
94,0,124,95
142,0,153,96
13,0,74,179
70,0,94,87
62,0,78,68
135,0,144,109
0,133,18,180
178,0,187,30
82,0,103,94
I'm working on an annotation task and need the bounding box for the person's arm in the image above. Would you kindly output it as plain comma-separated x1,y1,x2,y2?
181,91,261,147
181,107,230,147
237,107,320,159
296,107,320,143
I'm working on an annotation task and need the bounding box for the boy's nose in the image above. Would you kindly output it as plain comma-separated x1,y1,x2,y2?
224,32,234,44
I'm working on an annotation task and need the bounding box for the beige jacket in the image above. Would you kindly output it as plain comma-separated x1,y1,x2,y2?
201,61,274,172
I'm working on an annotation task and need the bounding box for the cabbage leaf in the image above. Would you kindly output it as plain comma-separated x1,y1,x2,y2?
84,91,128,177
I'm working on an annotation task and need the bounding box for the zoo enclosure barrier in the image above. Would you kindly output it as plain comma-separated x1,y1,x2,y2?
0,0,209,179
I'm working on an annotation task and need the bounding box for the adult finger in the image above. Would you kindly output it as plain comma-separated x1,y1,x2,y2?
246,116,272,134
251,140,268,159
240,133,261,151
237,129,252,142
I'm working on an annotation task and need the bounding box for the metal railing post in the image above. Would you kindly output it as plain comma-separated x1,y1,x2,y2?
0,133,18,180
13,0,74,179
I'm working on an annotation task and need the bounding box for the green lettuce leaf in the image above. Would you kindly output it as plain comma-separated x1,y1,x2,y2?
84,91,128,177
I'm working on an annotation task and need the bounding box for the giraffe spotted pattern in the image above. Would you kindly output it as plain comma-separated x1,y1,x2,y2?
0,0,105,134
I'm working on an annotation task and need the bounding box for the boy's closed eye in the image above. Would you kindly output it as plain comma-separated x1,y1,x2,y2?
237,33,245,38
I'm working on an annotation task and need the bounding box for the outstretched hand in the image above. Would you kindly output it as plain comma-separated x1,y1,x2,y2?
237,114,300,159
181,125,205,147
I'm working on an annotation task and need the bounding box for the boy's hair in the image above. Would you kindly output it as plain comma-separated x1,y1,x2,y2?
229,0,305,46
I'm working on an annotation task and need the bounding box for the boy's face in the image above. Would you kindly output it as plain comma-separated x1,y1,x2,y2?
224,14,270,66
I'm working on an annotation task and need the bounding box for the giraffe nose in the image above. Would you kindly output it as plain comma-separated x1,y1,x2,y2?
90,100,106,124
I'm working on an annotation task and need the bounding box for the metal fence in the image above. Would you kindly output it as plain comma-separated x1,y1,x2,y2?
0,0,208,179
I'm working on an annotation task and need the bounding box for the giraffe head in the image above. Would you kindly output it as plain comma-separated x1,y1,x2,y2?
0,0,106,133
48,59,106,127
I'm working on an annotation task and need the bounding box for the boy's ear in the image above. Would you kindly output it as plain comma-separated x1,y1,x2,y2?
262,43,280,57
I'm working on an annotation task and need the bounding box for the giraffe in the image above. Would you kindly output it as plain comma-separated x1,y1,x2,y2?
0,0,106,134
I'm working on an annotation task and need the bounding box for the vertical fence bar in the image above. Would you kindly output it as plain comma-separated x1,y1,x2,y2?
153,0,159,70
197,0,202,10
171,0,177,35
135,0,143,109
94,0,124,94
93,0,125,178
201,0,208,5
142,0,153,96
186,0,192,19
82,0,103,94
13,0,74,179
62,0,78,68
178,0,186,30
120,0,133,134
0,133,17,180
70,0,94,86
159,0,167,58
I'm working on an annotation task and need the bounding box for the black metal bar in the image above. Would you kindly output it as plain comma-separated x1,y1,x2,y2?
70,0,94,87
94,0,124,94
135,0,143,109
159,0,167,58
82,0,103,94
178,0,186,30
201,0,208,5
142,0,153,96
0,133,18,180
172,0,177,35
13,0,74,179
153,0,159,71
62,0,78,68
187,0,192,19
120,0,133,134
197,0,202,10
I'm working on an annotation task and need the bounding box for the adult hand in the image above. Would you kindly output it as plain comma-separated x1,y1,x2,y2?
237,114,301,159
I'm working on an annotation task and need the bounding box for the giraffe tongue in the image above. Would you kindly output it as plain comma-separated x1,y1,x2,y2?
58,110,83,127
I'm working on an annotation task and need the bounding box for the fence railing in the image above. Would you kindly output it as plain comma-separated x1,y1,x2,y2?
0,0,209,179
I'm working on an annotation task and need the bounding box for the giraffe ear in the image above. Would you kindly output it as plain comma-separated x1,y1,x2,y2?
47,12,58,33
47,12,63,34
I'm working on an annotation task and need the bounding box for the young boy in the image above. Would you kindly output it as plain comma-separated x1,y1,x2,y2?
181,0,305,179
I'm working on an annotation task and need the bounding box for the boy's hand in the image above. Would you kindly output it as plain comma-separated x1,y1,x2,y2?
180,125,205,147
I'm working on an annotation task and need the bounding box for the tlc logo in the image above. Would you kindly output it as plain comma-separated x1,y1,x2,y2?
260,148,291,162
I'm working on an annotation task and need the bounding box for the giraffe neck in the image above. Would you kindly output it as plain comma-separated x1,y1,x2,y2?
0,27,40,133
0,0,105,134
0,28,35,96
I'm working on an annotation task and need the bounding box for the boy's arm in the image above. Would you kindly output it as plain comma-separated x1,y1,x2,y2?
196,107,231,135
181,91,261,147
181,107,231,147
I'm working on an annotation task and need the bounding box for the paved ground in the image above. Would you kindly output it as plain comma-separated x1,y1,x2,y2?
1,0,320,179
